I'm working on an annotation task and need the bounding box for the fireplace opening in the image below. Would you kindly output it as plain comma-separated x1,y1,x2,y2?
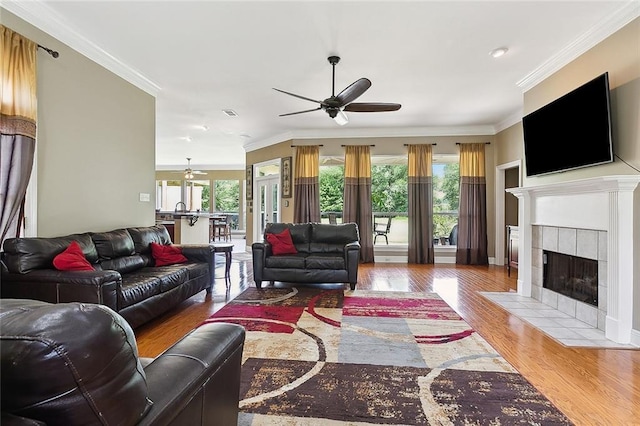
543,251,598,306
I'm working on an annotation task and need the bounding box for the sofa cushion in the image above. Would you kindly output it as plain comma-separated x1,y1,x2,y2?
100,255,145,274
182,261,210,283
2,233,97,274
305,254,346,270
265,254,306,269
132,266,189,293
53,241,94,271
128,225,173,255
265,228,298,255
119,274,162,308
150,242,188,266
91,229,135,260
0,299,152,425
310,223,360,254
265,223,311,253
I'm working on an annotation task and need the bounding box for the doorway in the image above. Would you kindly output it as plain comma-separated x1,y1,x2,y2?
256,176,280,238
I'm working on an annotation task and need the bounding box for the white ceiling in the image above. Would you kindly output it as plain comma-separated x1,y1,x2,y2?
5,1,638,171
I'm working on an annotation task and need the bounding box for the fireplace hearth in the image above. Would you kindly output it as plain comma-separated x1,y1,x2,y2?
543,251,598,306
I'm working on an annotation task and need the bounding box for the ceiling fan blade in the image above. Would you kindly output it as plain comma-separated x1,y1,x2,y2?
273,88,323,105
336,78,371,106
279,107,322,117
344,102,402,112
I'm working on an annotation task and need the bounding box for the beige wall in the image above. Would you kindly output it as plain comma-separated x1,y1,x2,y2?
245,140,294,245
522,17,639,186
495,123,524,167
2,10,157,237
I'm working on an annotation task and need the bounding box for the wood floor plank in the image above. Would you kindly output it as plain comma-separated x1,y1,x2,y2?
134,261,639,425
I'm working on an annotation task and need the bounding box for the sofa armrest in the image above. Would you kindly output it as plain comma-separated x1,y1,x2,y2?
0,269,121,310
175,244,215,289
251,242,272,285
345,241,361,286
139,322,246,426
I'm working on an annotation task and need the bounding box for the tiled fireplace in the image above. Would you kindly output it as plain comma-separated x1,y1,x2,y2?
531,225,607,330
508,176,640,345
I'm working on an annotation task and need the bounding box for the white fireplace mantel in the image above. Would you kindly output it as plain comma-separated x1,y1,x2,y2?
507,175,640,345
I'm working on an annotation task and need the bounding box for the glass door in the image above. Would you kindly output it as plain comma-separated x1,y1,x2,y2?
256,176,280,238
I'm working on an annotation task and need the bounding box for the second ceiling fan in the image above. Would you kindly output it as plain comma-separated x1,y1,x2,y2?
273,56,401,126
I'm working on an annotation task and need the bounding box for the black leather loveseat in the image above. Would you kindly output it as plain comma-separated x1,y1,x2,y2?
0,225,215,328
1,298,246,426
252,222,360,290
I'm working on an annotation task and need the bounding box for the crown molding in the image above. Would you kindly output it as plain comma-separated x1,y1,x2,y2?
494,109,523,133
517,1,640,92
243,125,497,152
2,0,161,96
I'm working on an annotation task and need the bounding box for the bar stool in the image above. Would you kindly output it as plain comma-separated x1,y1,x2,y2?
214,215,231,242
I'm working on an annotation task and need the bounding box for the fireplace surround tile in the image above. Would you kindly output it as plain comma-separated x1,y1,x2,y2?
557,294,577,317
541,288,558,308
542,226,559,252
576,303,598,327
598,231,607,261
558,228,577,256
576,229,598,259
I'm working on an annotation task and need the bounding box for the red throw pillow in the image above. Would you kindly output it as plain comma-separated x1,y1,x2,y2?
150,242,188,266
53,241,94,271
265,228,298,255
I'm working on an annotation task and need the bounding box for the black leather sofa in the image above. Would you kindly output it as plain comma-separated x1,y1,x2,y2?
0,298,245,426
252,222,361,290
0,225,215,328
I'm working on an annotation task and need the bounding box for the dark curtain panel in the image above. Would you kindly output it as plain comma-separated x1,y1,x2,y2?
407,144,434,264
456,143,489,265
293,145,320,223
1,26,37,247
343,145,374,263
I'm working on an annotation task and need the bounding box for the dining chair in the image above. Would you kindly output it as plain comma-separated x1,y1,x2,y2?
373,216,392,244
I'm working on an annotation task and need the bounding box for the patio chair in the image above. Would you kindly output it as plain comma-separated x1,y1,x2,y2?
373,216,392,244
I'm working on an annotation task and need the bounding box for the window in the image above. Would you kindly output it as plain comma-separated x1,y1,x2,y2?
156,180,182,211
433,157,459,245
319,164,344,223
319,154,459,246
214,180,240,229
371,158,408,244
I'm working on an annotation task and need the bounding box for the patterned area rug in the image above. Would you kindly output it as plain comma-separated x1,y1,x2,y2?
203,287,573,425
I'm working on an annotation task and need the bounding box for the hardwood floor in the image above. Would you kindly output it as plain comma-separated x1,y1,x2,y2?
135,259,639,425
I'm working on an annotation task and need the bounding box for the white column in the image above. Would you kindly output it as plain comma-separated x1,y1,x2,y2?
605,183,637,343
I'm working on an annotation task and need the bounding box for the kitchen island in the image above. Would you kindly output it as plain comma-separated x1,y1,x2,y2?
156,212,225,245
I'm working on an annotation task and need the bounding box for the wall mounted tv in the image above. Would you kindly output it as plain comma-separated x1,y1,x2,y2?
522,72,613,177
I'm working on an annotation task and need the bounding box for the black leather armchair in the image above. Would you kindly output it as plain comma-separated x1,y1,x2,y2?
0,299,245,426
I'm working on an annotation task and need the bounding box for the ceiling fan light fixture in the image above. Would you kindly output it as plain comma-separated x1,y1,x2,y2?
333,109,349,126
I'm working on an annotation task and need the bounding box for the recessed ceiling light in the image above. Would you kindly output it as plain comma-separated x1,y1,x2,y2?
182,136,192,142
199,125,209,131
222,109,238,117
489,47,508,58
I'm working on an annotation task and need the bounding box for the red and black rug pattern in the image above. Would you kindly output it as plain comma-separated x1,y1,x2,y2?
203,287,572,425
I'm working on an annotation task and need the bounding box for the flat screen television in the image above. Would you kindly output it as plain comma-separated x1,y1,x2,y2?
522,72,613,177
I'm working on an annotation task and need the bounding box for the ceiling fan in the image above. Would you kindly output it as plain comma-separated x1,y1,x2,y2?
173,158,206,179
273,56,401,126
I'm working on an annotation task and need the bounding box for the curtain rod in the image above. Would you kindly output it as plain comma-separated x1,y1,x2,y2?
38,44,59,58
456,142,490,145
290,144,324,147
403,143,437,146
340,144,375,147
